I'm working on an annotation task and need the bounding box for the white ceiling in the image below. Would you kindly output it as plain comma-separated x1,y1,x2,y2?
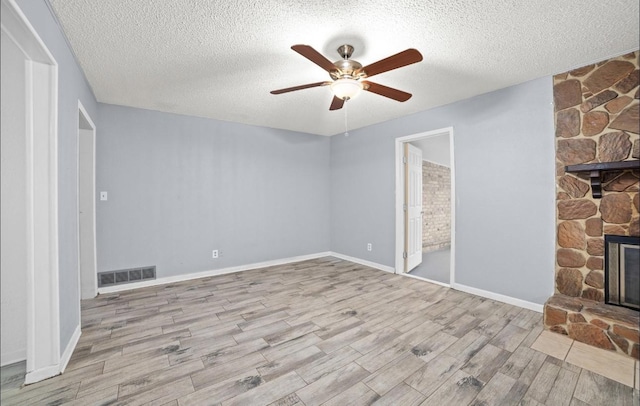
48,0,639,136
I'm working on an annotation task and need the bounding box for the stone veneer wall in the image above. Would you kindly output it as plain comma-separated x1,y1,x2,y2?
422,161,451,252
546,51,640,359
554,51,639,302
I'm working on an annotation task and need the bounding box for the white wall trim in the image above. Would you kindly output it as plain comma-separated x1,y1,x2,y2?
24,364,60,385
76,100,97,302
98,251,394,295
98,252,332,294
94,250,542,317
328,253,542,313
329,252,395,273
1,0,56,63
452,282,543,313
97,251,396,296
58,324,81,374
448,129,456,286
26,325,81,383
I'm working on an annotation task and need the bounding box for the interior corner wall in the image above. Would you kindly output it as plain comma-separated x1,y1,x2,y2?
16,0,99,355
330,77,556,305
95,104,331,278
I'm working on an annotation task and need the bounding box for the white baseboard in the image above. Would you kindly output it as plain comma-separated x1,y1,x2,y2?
23,323,81,385
98,252,332,294
401,272,451,288
452,282,544,313
24,363,60,385
59,324,81,374
94,251,542,315
332,254,542,313
1,349,26,367
329,252,395,273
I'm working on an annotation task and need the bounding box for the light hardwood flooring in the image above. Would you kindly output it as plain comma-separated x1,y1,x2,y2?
1,257,638,405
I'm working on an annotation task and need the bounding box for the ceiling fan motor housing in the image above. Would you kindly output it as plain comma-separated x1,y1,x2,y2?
331,59,363,80
330,44,365,80
337,44,354,59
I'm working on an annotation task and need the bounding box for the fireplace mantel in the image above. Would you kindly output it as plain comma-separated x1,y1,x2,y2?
565,160,640,198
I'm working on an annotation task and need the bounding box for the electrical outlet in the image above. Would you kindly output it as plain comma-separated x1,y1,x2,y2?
367,243,372,251
212,250,219,259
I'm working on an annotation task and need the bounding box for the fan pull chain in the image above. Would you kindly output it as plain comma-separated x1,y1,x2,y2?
344,100,349,137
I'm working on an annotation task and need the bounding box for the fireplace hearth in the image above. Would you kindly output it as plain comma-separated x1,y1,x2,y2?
605,235,640,310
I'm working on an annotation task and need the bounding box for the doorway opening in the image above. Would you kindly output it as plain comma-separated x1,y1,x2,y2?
77,102,97,300
395,127,455,287
1,0,61,384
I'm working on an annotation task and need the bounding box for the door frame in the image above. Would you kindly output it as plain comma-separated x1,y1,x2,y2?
394,127,455,286
2,0,61,384
77,100,97,300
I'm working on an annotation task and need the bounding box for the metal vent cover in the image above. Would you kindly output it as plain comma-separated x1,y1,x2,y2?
98,266,156,287
99,273,115,286
129,269,142,281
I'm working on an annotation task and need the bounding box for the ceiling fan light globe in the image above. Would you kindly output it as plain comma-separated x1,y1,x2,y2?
331,78,363,100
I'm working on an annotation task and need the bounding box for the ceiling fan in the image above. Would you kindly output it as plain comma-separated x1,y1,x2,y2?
270,44,423,111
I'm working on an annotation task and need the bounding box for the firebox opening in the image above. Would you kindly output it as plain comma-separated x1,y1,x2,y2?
605,235,640,311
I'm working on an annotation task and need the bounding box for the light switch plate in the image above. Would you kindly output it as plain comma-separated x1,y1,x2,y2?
100,191,108,201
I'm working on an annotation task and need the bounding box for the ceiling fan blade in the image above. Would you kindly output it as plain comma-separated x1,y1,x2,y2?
357,49,423,78
363,81,412,102
291,45,336,73
270,81,329,94
329,96,345,110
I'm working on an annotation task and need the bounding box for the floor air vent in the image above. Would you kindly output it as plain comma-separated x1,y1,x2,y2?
98,266,156,287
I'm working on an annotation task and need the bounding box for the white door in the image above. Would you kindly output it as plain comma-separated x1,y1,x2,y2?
404,143,423,272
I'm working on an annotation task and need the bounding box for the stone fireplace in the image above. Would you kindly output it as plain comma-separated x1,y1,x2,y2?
544,51,640,360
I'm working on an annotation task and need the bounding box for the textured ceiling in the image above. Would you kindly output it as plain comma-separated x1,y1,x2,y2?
48,0,639,136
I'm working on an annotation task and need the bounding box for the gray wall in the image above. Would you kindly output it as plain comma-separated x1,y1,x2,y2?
330,77,556,305
17,0,99,354
96,104,331,277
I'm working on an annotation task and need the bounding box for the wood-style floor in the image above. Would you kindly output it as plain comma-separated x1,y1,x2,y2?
1,257,637,405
